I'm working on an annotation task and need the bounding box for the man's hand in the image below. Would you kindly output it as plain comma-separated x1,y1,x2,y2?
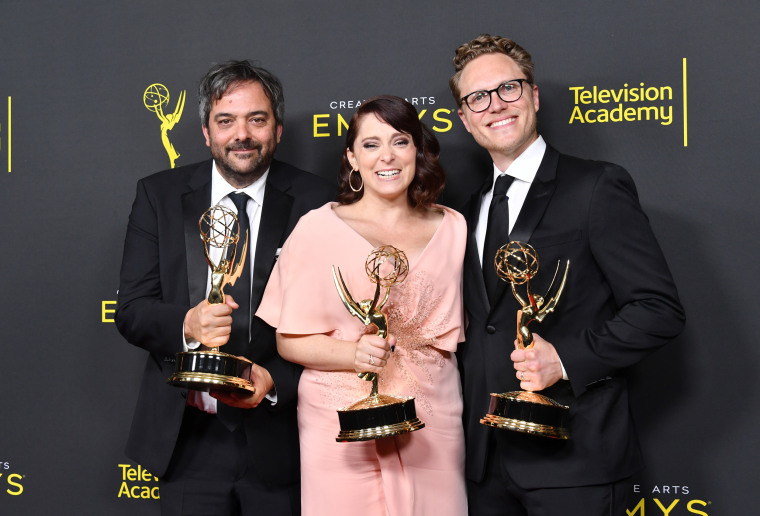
511,333,563,391
183,295,238,348
210,363,274,409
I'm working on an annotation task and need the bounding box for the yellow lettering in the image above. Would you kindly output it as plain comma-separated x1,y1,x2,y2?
645,87,660,101
568,102,674,126
432,109,453,133
598,90,610,103
629,85,640,102
337,113,349,137
626,498,645,516
610,104,623,122
660,105,673,126
313,114,330,137
117,464,160,499
140,465,153,481
639,106,659,121
6,473,23,495
654,498,680,515
102,300,116,323
687,500,709,516
568,106,585,124
118,482,131,498
568,86,584,104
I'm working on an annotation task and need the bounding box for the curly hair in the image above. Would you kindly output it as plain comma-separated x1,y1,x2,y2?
449,34,535,105
337,95,445,208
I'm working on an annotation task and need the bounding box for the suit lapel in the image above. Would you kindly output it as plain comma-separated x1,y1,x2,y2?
251,160,293,312
489,146,560,311
463,179,491,316
183,161,213,305
509,145,559,243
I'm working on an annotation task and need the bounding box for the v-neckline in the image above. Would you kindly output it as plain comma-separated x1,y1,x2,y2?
328,202,447,271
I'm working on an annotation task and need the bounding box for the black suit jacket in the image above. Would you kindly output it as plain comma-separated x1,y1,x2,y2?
115,158,334,484
459,144,684,489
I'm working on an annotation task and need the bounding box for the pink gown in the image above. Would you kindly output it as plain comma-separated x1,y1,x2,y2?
257,202,467,516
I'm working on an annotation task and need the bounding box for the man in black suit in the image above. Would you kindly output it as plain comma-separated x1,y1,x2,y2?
449,35,685,516
116,61,333,515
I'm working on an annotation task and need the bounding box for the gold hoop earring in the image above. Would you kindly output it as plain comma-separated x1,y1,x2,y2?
349,169,363,193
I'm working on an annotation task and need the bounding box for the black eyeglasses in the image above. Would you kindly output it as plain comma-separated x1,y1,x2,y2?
460,79,529,113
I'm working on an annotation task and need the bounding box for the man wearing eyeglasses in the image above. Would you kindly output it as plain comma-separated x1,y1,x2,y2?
450,35,684,516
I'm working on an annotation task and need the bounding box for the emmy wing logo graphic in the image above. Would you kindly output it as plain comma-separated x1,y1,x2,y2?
143,83,185,168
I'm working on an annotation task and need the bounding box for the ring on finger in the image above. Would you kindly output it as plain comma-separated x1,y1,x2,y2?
520,371,525,381
369,354,375,365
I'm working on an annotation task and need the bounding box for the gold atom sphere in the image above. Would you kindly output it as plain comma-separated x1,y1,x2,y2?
495,241,538,285
199,205,240,249
143,83,170,113
365,245,409,287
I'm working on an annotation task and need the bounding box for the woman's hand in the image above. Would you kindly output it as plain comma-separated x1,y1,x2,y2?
354,333,397,374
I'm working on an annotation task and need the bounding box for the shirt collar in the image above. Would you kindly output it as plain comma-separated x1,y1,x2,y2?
491,135,546,185
210,161,269,206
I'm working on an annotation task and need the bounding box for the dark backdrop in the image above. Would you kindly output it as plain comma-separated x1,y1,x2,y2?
2,1,757,514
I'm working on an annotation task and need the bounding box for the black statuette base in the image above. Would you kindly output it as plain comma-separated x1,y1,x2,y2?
336,395,425,442
168,350,254,393
481,391,570,440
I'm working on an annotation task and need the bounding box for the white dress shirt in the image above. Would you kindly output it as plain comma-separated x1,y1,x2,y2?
475,136,546,265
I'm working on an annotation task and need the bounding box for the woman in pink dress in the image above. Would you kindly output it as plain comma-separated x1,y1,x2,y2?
257,95,466,515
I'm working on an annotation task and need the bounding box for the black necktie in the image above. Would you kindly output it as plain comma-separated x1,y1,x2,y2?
483,174,514,304
225,192,251,357
217,192,251,432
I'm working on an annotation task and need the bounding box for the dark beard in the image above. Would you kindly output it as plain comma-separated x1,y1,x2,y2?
214,140,273,188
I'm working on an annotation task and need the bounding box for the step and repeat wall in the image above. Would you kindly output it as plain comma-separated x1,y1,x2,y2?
2,1,757,514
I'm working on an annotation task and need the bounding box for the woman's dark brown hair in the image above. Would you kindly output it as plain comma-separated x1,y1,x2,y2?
337,95,445,208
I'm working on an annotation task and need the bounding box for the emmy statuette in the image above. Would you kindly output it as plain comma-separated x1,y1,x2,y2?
480,241,571,439
167,205,255,393
143,83,185,169
333,245,425,442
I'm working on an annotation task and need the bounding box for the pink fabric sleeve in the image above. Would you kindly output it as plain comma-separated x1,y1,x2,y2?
256,207,361,337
